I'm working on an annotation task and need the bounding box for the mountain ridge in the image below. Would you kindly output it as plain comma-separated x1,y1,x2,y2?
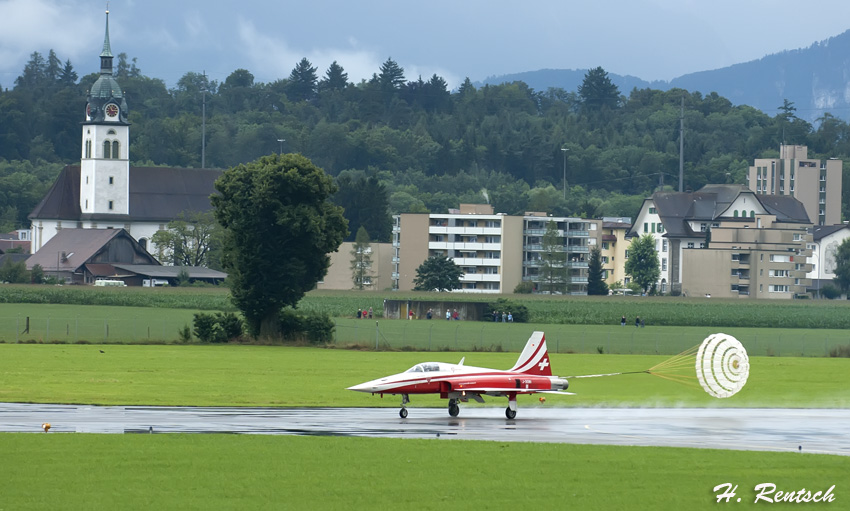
476,29,850,122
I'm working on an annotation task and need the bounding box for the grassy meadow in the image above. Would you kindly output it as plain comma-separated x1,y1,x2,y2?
1,344,847,408
1,434,845,510
1,286,848,510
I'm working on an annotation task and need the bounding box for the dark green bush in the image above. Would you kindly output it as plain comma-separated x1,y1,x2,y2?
193,312,243,343
279,308,335,344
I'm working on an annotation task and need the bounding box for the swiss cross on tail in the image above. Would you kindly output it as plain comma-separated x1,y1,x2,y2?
509,331,553,376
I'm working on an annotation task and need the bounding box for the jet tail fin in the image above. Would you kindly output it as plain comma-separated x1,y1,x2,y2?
509,331,552,376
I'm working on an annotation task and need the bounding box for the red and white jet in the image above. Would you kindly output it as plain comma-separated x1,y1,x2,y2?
347,331,570,419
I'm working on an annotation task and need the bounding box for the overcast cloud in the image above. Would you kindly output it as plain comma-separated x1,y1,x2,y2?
2,0,850,90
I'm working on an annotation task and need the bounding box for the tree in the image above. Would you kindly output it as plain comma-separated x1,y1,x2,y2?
378,58,405,95
350,226,375,290
318,61,348,93
624,234,660,294
577,66,620,110
0,258,28,283
212,153,348,338
333,174,392,242
413,256,463,292
587,246,608,295
832,238,850,296
286,57,318,103
539,220,567,294
151,211,222,268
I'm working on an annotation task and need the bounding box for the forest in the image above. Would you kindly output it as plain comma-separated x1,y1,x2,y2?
2,50,850,241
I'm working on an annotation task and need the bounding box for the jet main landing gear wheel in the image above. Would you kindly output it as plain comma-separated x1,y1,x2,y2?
399,394,410,418
505,407,517,419
448,399,460,417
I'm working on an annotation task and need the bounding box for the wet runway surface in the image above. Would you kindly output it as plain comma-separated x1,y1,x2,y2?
2,402,847,456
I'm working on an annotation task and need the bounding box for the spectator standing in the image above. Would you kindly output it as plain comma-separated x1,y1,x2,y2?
620,315,626,327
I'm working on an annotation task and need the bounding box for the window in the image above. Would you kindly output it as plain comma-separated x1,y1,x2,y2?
651,223,656,233
750,211,755,218
624,250,629,259
85,140,91,158
109,176,114,185
602,242,609,250
485,220,500,228
644,223,648,233
602,256,609,263
108,200,114,210
699,242,705,249
103,140,111,159
687,242,694,249
733,210,739,217
649,207,657,214
661,258,667,271
662,239,668,252
700,223,707,232
112,141,119,159
657,223,664,233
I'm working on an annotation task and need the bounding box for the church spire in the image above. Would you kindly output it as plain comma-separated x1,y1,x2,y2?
100,7,113,74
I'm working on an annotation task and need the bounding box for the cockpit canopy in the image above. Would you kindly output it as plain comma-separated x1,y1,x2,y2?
405,362,445,373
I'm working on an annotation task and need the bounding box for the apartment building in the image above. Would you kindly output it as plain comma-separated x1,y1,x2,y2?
599,218,631,287
391,205,602,294
682,217,812,299
521,214,599,295
628,184,812,297
806,224,850,295
747,144,842,226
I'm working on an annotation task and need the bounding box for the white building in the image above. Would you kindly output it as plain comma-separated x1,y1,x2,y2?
28,10,220,259
807,224,850,295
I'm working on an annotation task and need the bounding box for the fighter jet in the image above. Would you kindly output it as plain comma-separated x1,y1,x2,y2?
347,331,571,419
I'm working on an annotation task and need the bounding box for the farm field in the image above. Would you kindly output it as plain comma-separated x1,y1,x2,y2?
1,301,848,357
1,344,847,408
5,284,850,329
1,434,845,510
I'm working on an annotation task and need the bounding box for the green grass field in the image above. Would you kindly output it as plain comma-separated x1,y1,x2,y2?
3,302,849,358
1,434,845,510
1,344,848,408
1,289,848,510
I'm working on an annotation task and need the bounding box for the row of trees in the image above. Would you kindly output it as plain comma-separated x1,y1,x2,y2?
4,50,850,234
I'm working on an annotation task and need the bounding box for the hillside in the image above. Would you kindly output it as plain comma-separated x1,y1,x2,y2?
479,30,850,123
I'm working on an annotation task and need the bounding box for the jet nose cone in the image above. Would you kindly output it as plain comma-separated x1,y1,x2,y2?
347,382,374,392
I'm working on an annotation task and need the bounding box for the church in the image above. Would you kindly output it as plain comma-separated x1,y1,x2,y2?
28,10,220,257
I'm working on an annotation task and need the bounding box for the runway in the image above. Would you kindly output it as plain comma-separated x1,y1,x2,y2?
1,403,847,456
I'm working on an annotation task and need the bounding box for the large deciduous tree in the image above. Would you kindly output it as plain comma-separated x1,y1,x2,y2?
150,211,222,269
212,154,348,338
624,234,660,294
413,256,463,292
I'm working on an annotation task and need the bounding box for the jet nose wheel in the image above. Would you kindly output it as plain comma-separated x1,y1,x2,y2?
399,408,408,419
505,407,517,419
448,400,460,417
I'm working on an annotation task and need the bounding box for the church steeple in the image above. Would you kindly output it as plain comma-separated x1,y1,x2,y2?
100,8,114,75
80,6,130,218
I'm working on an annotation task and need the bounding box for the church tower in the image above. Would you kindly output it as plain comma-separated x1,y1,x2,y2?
80,8,130,217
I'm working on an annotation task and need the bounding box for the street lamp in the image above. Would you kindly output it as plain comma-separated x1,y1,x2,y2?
561,148,569,200
277,138,285,154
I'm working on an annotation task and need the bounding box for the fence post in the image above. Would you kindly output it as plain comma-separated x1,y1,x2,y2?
375,321,379,351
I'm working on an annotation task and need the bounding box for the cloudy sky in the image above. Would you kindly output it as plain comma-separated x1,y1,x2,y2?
2,0,850,90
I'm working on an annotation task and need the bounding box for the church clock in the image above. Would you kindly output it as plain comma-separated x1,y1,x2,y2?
106,104,119,118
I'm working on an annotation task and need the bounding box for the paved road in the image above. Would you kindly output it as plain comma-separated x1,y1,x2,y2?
1,403,847,456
